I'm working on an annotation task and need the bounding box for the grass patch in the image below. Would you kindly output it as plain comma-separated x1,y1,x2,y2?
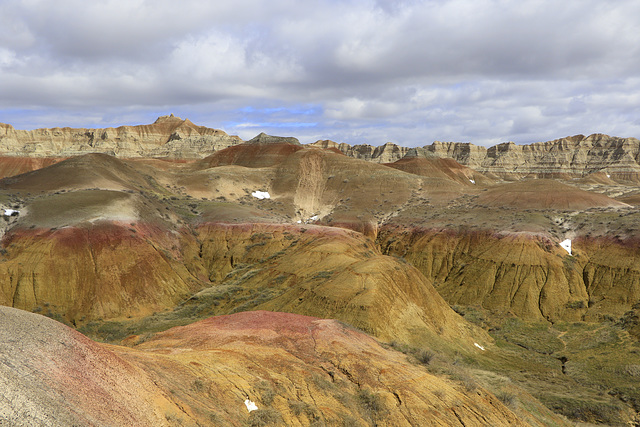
539,395,625,425
495,318,564,355
79,285,245,343
254,380,276,406
465,311,640,424
288,400,318,419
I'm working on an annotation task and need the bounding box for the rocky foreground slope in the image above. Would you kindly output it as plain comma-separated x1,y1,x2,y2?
2,306,561,426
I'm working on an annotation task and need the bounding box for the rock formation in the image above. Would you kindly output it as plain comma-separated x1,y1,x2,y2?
246,132,301,145
310,140,410,163
427,134,640,181
4,115,640,180
0,114,241,159
312,134,640,182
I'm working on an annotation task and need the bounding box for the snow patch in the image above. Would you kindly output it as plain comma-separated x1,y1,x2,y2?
3,209,18,216
607,174,611,178
474,342,485,351
469,179,475,184
309,215,319,221
244,399,258,412
296,220,302,224
251,191,271,200
560,239,572,255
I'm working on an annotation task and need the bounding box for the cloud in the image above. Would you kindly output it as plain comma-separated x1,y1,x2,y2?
1,0,640,146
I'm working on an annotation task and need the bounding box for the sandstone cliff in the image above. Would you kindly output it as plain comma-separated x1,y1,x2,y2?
427,134,640,181
310,139,411,163
5,115,639,181
312,134,640,182
0,114,242,159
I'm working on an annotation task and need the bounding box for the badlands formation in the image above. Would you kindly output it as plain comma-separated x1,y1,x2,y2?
1,116,640,425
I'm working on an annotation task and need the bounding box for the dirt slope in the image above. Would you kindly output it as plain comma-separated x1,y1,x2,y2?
385,152,492,186
0,153,156,193
0,306,177,426
2,306,563,426
122,310,536,426
0,156,64,179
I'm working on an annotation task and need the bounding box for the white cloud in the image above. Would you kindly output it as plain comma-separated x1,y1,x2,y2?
1,0,640,147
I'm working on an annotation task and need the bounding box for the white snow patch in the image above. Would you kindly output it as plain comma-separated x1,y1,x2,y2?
560,239,572,255
469,179,475,184
309,215,319,221
251,191,271,200
3,209,18,216
474,342,485,351
244,399,258,412
607,174,611,178
296,220,302,224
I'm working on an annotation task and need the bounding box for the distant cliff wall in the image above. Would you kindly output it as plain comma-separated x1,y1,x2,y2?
0,114,242,159
311,134,640,181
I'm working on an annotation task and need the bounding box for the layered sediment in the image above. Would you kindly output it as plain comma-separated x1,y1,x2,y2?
0,114,241,159
314,134,640,181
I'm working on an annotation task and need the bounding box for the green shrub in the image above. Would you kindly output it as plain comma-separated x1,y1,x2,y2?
288,400,318,418
247,408,282,426
357,389,385,416
495,389,518,410
255,380,276,406
415,349,435,365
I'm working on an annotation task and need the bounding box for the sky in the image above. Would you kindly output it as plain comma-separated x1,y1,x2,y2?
1,0,640,147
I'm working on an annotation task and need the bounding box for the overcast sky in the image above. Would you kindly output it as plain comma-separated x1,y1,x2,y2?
1,0,639,147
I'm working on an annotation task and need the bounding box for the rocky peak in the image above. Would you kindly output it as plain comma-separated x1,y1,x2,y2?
246,132,301,145
402,147,437,159
153,113,183,123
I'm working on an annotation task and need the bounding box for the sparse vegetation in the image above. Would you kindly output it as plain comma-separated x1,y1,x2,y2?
356,389,384,415
255,381,276,406
415,349,436,365
495,389,518,410
247,408,282,426
288,400,318,419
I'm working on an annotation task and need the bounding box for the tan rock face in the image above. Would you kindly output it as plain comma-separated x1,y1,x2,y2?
0,115,242,159
192,222,484,350
309,140,411,163
313,134,640,182
426,134,640,181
